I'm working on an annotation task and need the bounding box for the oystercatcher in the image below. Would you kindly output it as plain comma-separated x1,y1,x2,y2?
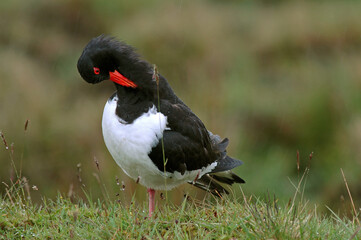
77,35,245,217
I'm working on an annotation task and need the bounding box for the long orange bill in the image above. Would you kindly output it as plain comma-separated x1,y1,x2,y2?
109,70,137,88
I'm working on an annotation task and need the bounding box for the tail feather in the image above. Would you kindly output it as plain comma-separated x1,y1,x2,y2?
212,156,243,173
190,171,245,197
211,171,245,185
209,131,228,153
208,131,243,173
189,131,245,196
190,174,229,196
215,138,229,153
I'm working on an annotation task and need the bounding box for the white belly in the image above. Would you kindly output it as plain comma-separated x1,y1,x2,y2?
101,95,216,190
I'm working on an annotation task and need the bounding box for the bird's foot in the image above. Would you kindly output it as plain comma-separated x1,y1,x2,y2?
147,188,155,217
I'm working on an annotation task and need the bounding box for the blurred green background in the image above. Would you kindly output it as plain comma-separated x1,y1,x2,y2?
1,0,361,211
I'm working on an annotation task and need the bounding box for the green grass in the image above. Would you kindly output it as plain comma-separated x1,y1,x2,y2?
1,182,360,239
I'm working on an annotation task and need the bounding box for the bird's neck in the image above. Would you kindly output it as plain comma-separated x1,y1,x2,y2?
114,73,183,106
115,83,141,99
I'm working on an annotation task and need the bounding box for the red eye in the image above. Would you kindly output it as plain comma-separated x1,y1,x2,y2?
93,67,100,75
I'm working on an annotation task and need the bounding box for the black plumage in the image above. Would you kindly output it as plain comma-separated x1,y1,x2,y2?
77,35,245,197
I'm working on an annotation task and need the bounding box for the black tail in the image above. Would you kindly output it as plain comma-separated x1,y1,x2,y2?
190,171,245,197
208,132,244,173
189,132,245,196
191,174,230,195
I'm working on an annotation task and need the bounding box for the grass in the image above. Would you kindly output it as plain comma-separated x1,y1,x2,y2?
1,122,360,239
1,175,361,239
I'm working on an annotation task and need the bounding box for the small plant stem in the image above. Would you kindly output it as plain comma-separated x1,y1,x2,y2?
1,131,19,179
153,64,168,200
341,168,360,227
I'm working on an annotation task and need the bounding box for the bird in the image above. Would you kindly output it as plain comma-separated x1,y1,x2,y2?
77,35,245,217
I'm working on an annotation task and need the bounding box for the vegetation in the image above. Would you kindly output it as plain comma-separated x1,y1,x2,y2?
1,180,360,239
1,128,361,238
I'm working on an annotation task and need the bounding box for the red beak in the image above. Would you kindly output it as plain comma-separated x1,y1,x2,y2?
109,70,137,88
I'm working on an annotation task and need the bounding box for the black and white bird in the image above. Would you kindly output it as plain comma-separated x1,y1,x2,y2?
77,35,245,217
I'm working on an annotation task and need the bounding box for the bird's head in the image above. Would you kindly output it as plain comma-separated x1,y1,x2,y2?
77,35,152,89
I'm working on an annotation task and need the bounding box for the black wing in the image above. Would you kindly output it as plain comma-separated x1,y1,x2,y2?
148,100,217,173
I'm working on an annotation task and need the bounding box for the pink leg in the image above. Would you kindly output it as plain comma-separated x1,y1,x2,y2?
147,188,156,217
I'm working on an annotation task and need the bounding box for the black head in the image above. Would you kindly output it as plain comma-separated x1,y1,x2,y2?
77,35,152,88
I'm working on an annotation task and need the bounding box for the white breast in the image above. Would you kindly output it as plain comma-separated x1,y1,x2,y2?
101,95,217,190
